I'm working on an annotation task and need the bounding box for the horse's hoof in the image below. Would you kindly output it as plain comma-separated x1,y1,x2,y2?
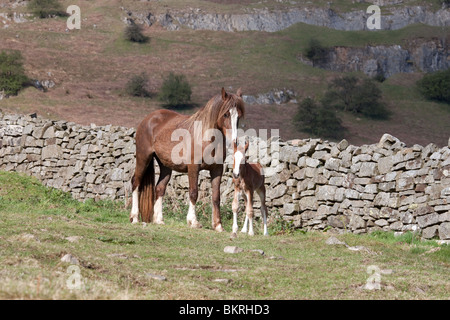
214,224,224,232
154,220,165,225
189,221,202,229
130,217,138,224
230,232,237,239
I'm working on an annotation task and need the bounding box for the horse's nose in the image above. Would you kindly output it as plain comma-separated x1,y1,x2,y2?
232,172,239,179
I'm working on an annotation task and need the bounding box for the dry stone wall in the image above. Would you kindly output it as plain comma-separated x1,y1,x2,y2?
1,111,449,239
0,112,136,201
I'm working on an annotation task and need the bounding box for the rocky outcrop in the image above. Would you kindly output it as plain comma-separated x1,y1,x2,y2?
125,6,450,32
308,38,449,78
0,12,31,28
242,89,297,105
1,112,449,239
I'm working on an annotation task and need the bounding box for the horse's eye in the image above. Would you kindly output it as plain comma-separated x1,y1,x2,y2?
224,112,229,118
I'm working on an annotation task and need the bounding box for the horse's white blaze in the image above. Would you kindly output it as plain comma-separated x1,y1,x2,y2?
153,197,163,224
130,189,139,223
230,107,238,142
233,150,244,176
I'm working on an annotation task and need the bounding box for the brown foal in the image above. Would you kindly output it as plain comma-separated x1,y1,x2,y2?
231,140,268,236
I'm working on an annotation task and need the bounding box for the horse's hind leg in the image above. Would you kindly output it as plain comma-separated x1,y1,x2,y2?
130,174,140,223
130,148,154,223
153,159,172,225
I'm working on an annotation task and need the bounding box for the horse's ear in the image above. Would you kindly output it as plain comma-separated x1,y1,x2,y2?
244,140,249,152
221,87,228,101
236,88,242,98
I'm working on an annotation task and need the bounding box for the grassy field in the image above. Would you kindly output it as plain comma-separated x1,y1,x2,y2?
0,171,449,300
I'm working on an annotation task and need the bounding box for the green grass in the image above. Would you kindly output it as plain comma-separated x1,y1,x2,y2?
0,170,449,299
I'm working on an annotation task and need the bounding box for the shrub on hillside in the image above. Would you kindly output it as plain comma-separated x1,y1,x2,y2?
124,23,149,43
293,97,345,140
304,38,329,66
0,50,29,96
158,72,192,107
322,75,390,119
417,69,450,104
28,0,66,18
125,73,150,97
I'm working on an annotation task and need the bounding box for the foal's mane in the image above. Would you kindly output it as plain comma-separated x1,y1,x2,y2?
179,91,245,135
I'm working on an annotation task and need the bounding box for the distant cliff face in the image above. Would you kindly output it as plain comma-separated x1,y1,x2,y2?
129,6,450,32
308,38,450,78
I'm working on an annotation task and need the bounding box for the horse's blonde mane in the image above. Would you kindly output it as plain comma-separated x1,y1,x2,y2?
180,91,245,136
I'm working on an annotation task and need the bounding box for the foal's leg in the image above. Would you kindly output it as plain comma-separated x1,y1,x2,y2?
241,193,249,233
210,166,224,232
186,165,202,228
257,186,269,236
242,190,254,236
232,187,240,234
153,161,172,225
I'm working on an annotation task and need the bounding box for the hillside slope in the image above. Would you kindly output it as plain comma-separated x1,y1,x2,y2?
0,0,449,146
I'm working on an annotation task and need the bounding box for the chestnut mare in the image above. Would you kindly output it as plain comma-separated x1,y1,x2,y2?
231,140,268,236
129,88,245,232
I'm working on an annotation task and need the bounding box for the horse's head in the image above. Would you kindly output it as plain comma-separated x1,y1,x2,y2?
232,140,249,179
216,88,245,144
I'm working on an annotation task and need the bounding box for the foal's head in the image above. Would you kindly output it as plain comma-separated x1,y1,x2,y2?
232,140,249,179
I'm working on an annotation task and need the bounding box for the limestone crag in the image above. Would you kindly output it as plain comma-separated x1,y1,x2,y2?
309,38,449,78
124,6,450,32
242,89,297,105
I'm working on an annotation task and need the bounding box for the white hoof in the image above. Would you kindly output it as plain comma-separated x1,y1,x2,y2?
188,220,202,229
130,217,139,224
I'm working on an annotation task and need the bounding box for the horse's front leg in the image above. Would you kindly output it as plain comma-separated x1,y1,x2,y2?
186,166,202,228
210,166,224,232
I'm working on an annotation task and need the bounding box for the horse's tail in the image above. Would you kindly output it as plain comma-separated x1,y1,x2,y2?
138,157,155,223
